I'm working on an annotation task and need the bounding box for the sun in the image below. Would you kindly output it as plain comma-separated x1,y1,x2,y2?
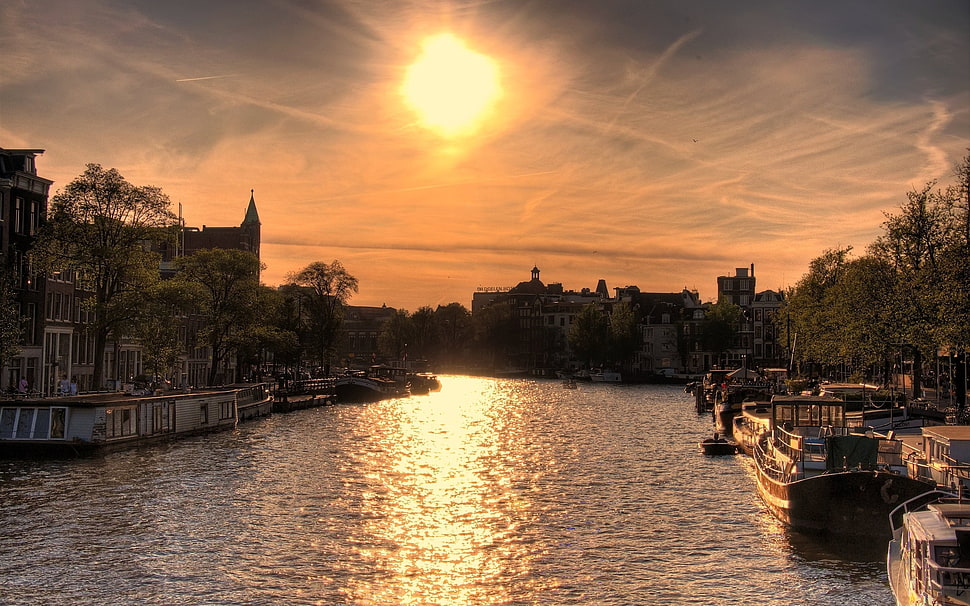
401,33,502,138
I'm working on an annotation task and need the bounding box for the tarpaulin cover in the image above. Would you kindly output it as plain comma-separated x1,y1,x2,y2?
826,434,879,470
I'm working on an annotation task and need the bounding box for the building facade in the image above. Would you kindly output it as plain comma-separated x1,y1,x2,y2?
1,148,52,395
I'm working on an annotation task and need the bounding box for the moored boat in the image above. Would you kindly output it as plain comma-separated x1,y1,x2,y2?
732,402,772,456
334,365,410,403
589,369,622,383
700,433,738,456
753,394,936,537
888,490,970,606
407,372,441,395
0,383,272,457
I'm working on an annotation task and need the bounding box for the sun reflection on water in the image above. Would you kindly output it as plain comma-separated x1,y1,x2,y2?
341,377,544,605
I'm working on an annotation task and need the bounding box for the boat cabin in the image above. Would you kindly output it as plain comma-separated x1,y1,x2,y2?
898,502,970,600
907,426,970,493
765,395,905,477
0,384,270,456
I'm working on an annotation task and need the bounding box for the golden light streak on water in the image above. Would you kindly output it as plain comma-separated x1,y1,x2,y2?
340,377,547,604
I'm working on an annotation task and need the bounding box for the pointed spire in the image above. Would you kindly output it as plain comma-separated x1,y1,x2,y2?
243,188,261,225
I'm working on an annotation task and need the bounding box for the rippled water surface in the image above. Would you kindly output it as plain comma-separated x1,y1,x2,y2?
0,377,893,605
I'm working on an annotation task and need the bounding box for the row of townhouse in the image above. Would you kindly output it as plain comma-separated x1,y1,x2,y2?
1,148,260,396
472,265,787,377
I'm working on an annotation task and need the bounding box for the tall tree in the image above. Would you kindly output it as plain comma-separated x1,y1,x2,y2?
410,306,437,361
30,164,177,388
702,297,742,367
870,180,963,396
379,309,415,361
287,260,358,376
781,246,853,372
174,248,263,385
472,299,516,370
128,278,199,388
435,302,471,365
568,302,608,368
608,301,640,368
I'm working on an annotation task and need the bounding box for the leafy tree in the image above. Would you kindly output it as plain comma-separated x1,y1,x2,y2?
826,256,899,378
568,302,608,368
174,248,263,385
379,309,415,361
780,246,853,372
30,164,177,388
0,275,24,368
409,306,437,361
287,260,358,376
128,278,199,388
472,299,516,369
229,285,291,381
435,302,471,365
869,179,964,396
702,297,742,367
608,301,640,368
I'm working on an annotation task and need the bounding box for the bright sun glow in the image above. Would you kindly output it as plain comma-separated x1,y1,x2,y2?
402,34,502,138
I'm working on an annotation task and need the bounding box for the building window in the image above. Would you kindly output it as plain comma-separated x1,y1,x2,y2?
13,197,23,233
28,200,38,235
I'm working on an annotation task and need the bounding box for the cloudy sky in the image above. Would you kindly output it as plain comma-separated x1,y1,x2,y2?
3,0,968,311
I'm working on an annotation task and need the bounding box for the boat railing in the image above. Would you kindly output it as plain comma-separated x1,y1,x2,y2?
925,564,970,599
877,438,906,468
755,437,798,483
773,426,805,465
889,490,961,533
903,445,970,491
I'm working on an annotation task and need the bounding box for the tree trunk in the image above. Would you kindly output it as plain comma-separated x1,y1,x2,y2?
93,330,108,390
912,349,923,400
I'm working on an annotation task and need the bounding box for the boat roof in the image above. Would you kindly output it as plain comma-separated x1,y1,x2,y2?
907,502,970,543
770,394,844,405
819,383,881,393
923,426,970,442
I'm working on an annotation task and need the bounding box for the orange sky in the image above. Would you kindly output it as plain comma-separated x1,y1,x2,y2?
3,0,968,311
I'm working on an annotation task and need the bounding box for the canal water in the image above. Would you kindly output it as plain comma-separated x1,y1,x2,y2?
0,377,893,605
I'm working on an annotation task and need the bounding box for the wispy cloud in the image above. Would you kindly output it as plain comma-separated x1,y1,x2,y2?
2,0,967,308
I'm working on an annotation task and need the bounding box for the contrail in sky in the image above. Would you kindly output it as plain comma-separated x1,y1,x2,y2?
175,75,235,82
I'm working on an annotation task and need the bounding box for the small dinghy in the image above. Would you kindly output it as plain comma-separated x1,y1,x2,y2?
700,433,738,456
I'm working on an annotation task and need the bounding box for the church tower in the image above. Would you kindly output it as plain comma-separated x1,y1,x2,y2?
241,189,261,261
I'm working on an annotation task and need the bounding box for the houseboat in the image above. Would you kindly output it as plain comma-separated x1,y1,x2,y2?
732,402,773,456
904,426,970,494
753,395,935,537
334,365,410,403
888,491,970,606
0,383,271,457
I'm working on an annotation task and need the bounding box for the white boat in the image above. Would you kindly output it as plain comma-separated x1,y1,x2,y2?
888,491,970,606
732,402,772,456
589,369,621,383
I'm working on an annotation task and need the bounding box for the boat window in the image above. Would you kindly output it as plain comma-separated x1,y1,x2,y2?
106,407,136,438
775,405,795,425
33,408,50,438
796,404,821,426
50,408,66,439
935,546,961,568
0,408,15,437
15,408,34,438
821,405,843,426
